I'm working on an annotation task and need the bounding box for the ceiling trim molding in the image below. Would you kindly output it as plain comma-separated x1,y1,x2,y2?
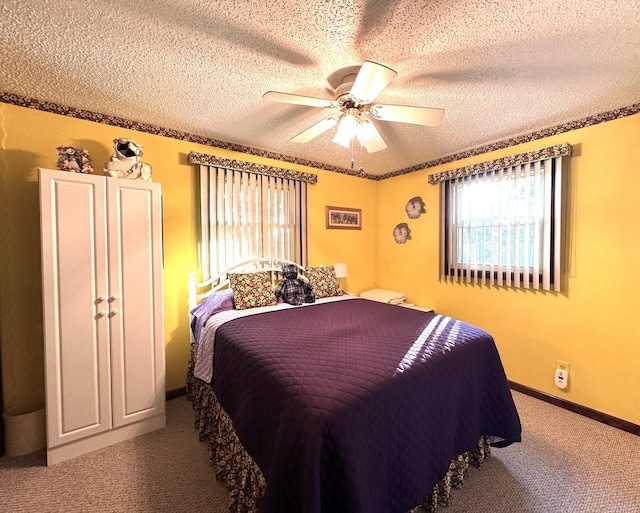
1,92,638,182
0,91,366,179
427,143,573,185
377,102,640,181
189,151,318,185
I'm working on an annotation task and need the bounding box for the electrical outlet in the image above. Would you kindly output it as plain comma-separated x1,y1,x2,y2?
554,368,569,389
557,360,570,373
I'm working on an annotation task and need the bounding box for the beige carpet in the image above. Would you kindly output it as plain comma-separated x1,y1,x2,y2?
1,391,639,513
0,398,229,513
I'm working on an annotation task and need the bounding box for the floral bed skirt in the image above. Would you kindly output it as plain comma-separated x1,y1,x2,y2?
186,350,491,513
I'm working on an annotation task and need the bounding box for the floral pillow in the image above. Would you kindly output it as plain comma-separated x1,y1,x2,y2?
304,266,343,299
229,271,277,310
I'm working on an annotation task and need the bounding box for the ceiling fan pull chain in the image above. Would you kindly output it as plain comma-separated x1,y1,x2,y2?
350,136,355,169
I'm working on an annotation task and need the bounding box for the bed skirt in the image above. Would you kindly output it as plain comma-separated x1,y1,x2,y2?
186,350,492,513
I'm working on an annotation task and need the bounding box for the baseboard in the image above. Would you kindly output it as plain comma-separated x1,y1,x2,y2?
166,387,187,400
509,381,639,437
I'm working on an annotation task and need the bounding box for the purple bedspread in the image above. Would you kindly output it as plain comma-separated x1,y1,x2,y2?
212,298,521,513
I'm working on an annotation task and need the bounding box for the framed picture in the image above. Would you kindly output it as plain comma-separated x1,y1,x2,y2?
326,206,362,230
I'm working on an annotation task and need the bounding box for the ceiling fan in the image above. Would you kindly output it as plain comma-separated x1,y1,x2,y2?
263,61,444,153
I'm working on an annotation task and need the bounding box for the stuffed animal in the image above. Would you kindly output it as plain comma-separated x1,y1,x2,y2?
103,138,152,181
275,264,315,306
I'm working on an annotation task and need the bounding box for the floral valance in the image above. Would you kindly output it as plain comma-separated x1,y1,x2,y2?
427,142,573,185
189,151,317,185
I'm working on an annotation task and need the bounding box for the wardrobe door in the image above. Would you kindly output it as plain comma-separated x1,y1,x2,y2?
40,169,111,448
107,179,165,428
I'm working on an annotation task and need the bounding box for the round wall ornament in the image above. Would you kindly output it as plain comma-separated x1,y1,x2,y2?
393,223,411,244
405,196,426,219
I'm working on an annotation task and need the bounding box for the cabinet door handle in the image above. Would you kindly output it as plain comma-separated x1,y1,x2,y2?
110,309,119,316
97,310,107,317
97,296,106,302
109,294,119,302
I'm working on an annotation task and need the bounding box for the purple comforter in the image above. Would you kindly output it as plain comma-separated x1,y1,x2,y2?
212,298,521,513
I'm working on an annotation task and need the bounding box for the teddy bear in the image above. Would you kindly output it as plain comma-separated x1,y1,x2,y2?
275,264,315,306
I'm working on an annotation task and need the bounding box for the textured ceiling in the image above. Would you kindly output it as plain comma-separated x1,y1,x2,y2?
1,0,639,176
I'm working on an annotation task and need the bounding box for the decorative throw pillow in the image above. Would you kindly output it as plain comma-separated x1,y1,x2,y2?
229,271,277,310
190,289,235,343
304,266,342,299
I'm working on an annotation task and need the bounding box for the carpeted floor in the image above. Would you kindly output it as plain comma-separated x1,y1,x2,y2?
1,391,639,512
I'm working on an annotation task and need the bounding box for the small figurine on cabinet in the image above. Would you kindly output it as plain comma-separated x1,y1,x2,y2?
56,146,93,174
103,138,152,181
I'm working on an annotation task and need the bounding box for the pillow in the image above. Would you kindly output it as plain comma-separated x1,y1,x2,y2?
304,266,343,299
360,288,407,305
229,271,278,310
190,289,235,344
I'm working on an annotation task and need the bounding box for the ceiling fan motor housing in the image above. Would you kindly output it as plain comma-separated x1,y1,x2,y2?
334,81,355,100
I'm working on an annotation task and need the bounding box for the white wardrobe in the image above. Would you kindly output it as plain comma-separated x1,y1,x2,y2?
39,168,165,466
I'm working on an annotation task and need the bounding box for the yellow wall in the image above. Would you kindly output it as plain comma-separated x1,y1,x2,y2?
376,113,640,426
2,101,638,429
0,103,376,409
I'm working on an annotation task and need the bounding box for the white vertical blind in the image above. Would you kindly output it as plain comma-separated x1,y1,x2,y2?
441,156,565,291
552,156,562,292
532,160,542,290
513,165,521,289
287,179,294,259
521,164,530,290
464,175,472,284
199,166,308,280
489,170,497,287
256,175,271,256
199,165,210,280
216,169,226,274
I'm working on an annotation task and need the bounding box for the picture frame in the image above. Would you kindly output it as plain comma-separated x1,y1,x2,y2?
325,206,362,230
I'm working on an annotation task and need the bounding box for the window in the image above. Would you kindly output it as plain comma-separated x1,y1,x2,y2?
440,151,568,291
196,161,311,280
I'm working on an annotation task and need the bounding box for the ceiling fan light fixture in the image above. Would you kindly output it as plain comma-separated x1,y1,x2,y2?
332,112,358,147
356,119,376,146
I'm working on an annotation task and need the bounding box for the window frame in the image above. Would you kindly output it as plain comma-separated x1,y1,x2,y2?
194,159,311,281
438,152,568,292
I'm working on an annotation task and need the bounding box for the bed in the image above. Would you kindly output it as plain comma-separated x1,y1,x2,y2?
187,258,521,513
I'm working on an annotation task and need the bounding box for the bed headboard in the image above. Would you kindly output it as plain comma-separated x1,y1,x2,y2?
188,257,306,309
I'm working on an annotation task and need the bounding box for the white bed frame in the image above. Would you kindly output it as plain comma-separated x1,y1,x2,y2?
188,257,306,309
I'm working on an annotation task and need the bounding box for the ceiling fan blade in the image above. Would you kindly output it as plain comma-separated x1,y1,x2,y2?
362,122,387,153
291,116,339,143
263,91,336,108
349,61,397,103
369,104,445,126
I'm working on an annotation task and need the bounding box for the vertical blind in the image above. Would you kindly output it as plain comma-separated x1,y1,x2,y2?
198,165,308,280
441,155,565,291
